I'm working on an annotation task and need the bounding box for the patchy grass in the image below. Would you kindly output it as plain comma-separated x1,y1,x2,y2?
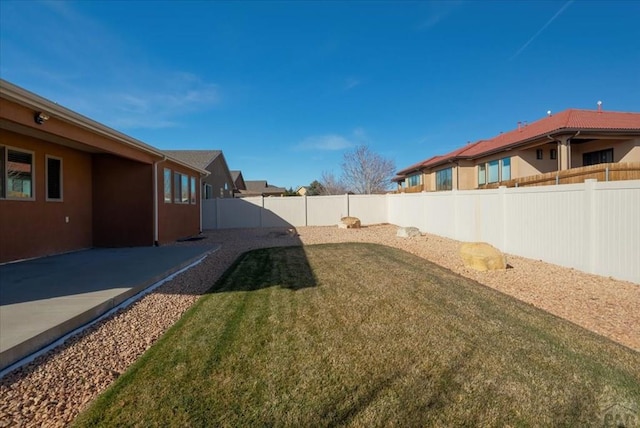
74,244,640,427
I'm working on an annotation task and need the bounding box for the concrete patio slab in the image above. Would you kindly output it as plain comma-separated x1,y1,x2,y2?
0,244,219,371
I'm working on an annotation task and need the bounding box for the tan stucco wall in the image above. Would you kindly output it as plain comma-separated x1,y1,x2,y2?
622,138,640,162
456,161,476,190
0,130,93,263
511,145,557,178
570,137,640,166
424,171,435,191
204,155,234,198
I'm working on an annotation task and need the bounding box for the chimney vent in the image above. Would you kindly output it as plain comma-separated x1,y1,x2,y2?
518,121,522,131
597,100,603,112
547,110,552,117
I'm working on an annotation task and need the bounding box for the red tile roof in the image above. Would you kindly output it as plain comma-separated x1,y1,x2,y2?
397,109,640,175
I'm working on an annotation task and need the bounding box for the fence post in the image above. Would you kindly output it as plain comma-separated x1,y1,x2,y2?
499,186,507,252
584,179,597,275
452,188,459,240
346,193,350,217
215,198,220,229
304,195,308,226
260,196,264,228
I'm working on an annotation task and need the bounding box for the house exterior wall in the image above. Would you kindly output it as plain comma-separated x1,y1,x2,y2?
512,146,556,178
1,82,207,262
570,137,640,167
92,155,153,247
0,99,158,165
623,138,640,162
157,160,201,243
0,129,93,263
457,161,476,190
204,155,234,198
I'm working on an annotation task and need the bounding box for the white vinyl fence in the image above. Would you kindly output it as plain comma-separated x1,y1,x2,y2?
203,180,640,283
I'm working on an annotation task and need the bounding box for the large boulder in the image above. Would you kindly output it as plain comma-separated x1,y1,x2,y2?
459,242,507,271
397,226,421,238
339,216,361,229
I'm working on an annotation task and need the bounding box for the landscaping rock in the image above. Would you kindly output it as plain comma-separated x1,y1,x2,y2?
459,242,506,271
397,227,421,238
338,217,361,229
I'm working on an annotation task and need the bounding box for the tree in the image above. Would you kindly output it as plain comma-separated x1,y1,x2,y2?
341,145,395,194
320,171,348,195
306,180,324,196
283,187,299,196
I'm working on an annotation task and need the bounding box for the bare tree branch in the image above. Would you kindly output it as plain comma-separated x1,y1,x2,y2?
320,171,347,195
341,145,395,194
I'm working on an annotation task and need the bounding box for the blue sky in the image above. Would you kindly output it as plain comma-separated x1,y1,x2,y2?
1,1,639,189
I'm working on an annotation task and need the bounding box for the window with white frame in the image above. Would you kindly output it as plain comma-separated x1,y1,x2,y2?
501,157,511,181
435,168,452,191
407,173,421,187
478,157,511,185
190,176,196,204
1,147,34,199
478,164,486,185
46,156,62,200
164,168,172,203
487,160,499,183
181,174,189,203
174,172,183,203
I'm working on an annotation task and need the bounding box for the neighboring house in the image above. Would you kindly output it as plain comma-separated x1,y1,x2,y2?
394,108,640,192
163,150,234,199
0,79,208,264
230,170,246,196
238,180,286,197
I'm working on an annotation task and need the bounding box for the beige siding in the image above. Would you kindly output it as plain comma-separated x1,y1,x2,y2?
457,161,476,190
622,139,640,162
204,156,234,198
570,137,640,167
512,146,556,177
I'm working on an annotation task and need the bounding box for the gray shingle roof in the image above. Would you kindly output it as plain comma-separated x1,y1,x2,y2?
162,150,221,170
242,180,286,196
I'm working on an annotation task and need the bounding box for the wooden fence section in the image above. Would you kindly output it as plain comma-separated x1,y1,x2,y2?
483,162,640,189
399,184,423,193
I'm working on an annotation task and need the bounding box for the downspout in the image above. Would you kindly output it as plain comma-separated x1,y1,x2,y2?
153,156,167,246
548,131,580,171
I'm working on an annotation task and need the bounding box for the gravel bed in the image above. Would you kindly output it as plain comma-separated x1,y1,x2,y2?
1,224,638,427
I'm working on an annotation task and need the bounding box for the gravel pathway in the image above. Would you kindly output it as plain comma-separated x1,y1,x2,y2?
1,225,638,427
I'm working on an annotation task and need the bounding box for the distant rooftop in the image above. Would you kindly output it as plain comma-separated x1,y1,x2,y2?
397,108,640,175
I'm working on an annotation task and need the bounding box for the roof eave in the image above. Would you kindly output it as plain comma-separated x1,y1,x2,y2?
469,127,640,160
1,79,209,176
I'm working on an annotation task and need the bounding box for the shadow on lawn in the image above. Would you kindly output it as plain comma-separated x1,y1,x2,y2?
205,244,318,294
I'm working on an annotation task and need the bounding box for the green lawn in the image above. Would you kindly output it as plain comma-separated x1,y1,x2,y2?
74,243,640,427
